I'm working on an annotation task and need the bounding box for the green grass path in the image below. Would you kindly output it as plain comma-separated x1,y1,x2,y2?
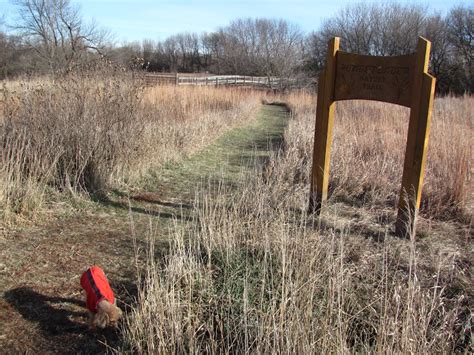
109,104,290,218
156,104,288,191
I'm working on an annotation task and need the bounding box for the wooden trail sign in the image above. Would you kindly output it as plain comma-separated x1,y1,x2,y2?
309,37,436,237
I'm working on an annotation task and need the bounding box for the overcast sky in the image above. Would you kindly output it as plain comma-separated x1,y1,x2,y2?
0,0,464,42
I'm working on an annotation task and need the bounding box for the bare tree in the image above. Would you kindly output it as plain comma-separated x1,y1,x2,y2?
447,5,473,93
12,0,107,73
201,32,218,72
322,3,378,54
262,19,303,81
174,33,201,72
377,3,427,55
315,2,427,56
0,31,12,78
163,36,178,72
448,5,474,67
219,18,303,80
0,31,28,78
141,39,155,69
423,14,451,92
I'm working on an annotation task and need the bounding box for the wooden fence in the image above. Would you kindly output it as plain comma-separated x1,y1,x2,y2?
143,73,313,89
143,73,177,86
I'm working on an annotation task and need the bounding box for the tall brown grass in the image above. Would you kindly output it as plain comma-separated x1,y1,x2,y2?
0,74,260,220
122,93,472,353
122,149,471,353
280,92,473,220
132,86,260,180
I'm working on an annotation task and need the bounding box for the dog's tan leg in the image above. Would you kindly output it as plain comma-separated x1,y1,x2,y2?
89,312,97,331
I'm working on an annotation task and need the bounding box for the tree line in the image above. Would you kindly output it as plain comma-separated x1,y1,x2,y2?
0,1,472,94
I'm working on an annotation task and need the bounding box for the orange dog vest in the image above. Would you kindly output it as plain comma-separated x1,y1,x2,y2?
80,266,115,313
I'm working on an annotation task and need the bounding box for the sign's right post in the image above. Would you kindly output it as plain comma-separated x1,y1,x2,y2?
395,37,436,237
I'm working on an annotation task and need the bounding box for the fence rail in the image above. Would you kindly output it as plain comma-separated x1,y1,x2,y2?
143,73,177,86
143,73,314,89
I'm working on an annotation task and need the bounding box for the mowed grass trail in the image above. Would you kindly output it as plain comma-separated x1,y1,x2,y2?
140,104,289,197
0,104,290,354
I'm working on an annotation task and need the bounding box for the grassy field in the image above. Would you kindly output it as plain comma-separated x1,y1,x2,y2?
122,94,472,353
0,76,472,353
0,74,260,221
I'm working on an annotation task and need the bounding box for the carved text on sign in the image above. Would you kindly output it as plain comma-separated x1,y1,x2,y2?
334,52,417,108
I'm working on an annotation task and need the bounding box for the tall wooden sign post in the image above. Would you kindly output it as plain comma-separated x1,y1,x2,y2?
309,37,436,237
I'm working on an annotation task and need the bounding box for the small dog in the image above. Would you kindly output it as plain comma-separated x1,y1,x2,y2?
80,265,122,329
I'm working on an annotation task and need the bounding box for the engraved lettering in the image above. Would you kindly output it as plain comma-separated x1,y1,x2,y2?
334,52,416,107
363,82,383,91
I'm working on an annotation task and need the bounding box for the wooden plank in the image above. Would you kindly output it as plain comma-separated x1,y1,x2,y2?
396,37,434,237
309,37,339,213
334,52,416,107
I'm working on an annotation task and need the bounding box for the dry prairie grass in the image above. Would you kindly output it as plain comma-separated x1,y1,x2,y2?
0,74,260,220
123,145,472,354
135,86,260,178
122,93,472,353
280,92,473,220
0,73,471,353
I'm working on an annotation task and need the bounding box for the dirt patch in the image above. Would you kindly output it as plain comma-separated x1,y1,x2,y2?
0,213,139,353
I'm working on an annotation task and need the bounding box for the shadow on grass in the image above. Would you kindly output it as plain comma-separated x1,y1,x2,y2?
111,189,193,210
243,133,286,152
95,196,193,222
305,210,389,244
229,121,288,169
131,194,192,210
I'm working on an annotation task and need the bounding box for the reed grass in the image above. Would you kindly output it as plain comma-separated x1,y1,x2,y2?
1,76,471,352
280,92,473,220
122,92,472,353
0,74,260,220
122,152,471,353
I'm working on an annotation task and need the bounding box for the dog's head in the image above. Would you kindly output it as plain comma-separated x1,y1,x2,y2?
94,300,123,329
